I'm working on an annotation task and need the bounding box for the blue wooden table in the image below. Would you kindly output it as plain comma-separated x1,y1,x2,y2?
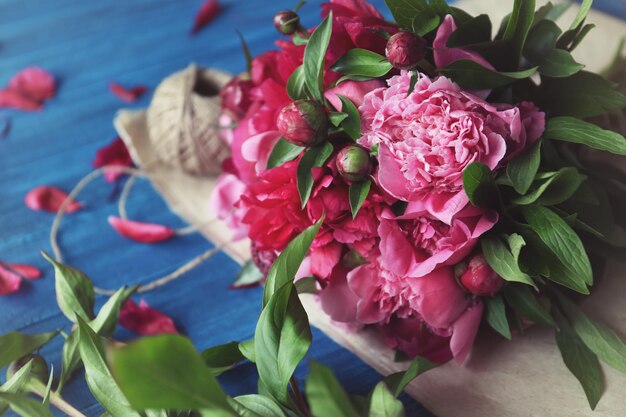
0,0,623,416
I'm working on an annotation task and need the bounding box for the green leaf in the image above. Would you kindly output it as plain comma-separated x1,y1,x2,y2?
42,368,54,407
481,234,536,287
533,2,571,25
295,276,318,294
384,0,426,30
411,13,440,37
231,261,264,289
0,360,33,415
539,71,626,118
76,316,142,417
305,362,360,417
336,95,361,140
524,19,583,77
439,60,537,90
368,382,405,417
263,217,323,307
485,295,512,340
533,49,583,77
108,334,236,415
236,30,253,74
407,70,419,96
504,285,555,327
0,331,57,369
511,167,586,206
349,180,371,219
255,283,311,404
502,0,535,66
383,356,437,397
544,117,626,156
569,0,593,30
201,342,245,376
297,142,333,208
42,251,95,322
521,205,592,289
568,23,595,52
238,339,256,364
556,293,626,375
267,138,305,170
287,65,307,101
0,393,53,417
506,140,541,195
91,286,137,337
303,13,332,101
232,395,287,417
329,112,349,127
331,49,393,78
446,14,492,48
56,330,80,393
554,310,604,410
462,162,496,207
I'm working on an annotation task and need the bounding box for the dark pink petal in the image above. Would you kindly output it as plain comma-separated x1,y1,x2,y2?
119,299,178,335
109,82,148,103
0,263,22,296
0,115,10,140
25,186,82,213
6,263,42,280
8,67,56,102
0,89,42,111
93,137,134,182
108,216,176,244
191,0,221,35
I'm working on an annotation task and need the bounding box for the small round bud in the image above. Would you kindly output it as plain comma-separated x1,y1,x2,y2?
274,10,300,35
385,31,427,70
460,254,504,296
276,100,329,147
7,354,48,383
220,75,254,119
336,145,372,182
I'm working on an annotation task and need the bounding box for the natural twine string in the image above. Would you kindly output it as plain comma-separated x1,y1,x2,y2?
50,164,224,296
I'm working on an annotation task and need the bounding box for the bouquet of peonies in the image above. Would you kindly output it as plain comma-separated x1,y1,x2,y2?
211,0,626,409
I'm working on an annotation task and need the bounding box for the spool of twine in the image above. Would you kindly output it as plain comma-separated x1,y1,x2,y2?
147,63,232,176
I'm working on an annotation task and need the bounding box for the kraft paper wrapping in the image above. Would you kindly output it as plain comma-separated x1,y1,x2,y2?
114,3,626,415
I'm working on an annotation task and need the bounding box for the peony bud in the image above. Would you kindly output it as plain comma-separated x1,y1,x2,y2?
336,145,372,182
460,254,504,296
276,100,329,147
220,75,254,119
385,31,427,70
7,354,48,383
274,10,300,35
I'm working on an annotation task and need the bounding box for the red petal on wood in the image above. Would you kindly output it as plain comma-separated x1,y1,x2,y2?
190,0,221,35
93,137,134,182
8,67,56,102
108,216,176,244
6,263,42,280
0,89,42,111
0,263,22,295
109,82,148,103
24,186,82,213
119,299,178,335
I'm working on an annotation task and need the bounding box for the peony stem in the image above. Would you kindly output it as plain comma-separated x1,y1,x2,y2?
28,379,87,417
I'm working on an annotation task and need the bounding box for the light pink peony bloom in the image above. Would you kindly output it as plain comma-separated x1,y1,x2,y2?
359,71,544,224
208,169,249,241
325,80,385,112
433,15,495,71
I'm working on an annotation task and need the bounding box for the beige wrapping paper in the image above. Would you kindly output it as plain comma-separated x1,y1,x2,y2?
114,2,626,416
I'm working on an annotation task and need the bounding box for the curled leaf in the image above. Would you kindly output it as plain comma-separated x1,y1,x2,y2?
0,89,42,111
24,186,82,213
92,137,134,182
0,264,21,295
5,263,42,280
109,82,148,103
191,0,221,35
8,67,56,102
119,299,178,335
107,216,176,243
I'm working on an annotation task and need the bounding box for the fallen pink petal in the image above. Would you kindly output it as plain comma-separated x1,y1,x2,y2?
6,263,42,280
24,186,82,213
108,216,176,243
190,0,221,35
0,89,42,111
119,299,178,335
8,66,56,103
109,82,148,102
0,263,22,296
92,137,134,182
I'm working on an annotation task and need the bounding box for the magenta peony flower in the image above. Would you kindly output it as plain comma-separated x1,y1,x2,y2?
433,15,495,71
378,316,453,363
359,71,544,224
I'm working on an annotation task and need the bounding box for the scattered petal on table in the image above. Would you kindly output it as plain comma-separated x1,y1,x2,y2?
0,263,22,296
0,89,42,111
190,0,221,35
108,216,176,243
93,137,134,182
8,67,56,102
119,299,178,335
109,82,148,102
6,263,42,280
24,186,82,213
0,115,10,140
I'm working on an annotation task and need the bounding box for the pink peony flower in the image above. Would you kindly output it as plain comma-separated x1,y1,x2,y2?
359,71,544,224
208,167,249,241
379,205,497,278
378,315,453,363
433,15,495,71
